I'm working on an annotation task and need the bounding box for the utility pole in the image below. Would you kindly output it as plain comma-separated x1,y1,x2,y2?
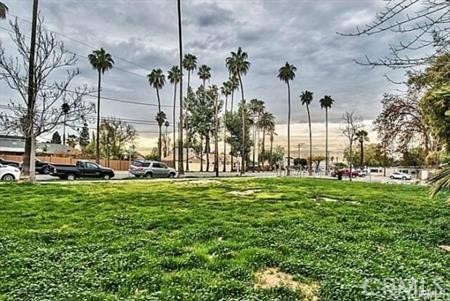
214,92,219,177
25,0,39,182
177,0,184,175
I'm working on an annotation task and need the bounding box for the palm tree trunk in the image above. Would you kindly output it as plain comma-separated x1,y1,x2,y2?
230,91,234,171
360,141,364,167
156,88,162,160
325,108,328,174
270,132,273,171
287,81,291,176
262,128,266,168
206,135,210,172
307,104,312,175
186,70,191,171
173,83,177,168
223,95,228,172
252,119,256,172
63,114,66,146
177,0,184,175
96,70,101,164
238,74,245,175
200,135,203,172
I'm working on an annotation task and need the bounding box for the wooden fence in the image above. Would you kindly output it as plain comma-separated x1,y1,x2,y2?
1,155,133,171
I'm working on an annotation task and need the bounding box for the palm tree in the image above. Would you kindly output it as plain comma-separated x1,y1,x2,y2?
182,54,197,89
147,68,166,160
198,64,211,87
182,53,197,171
88,48,114,163
355,129,369,167
61,103,70,146
429,165,450,200
300,90,313,175
258,111,275,168
268,125,276,170
221,81,231,172
164,120,170,158
319,95,335,174
228,76,239,170
278,62,297,175
226,47,250,174
0,2,8,19
168,66,181,167
249,99,265,172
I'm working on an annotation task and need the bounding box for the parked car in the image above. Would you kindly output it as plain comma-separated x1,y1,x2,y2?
50,160,115,180
331,169,359,178
0,163,21,182
129,160,176,178
34,159,55,174
0,158,21,168
389,171,411,180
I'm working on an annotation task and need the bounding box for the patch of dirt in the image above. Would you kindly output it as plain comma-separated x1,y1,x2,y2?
173,180,221,185
438,245,450,252
254,268,319,301
228,189,261,196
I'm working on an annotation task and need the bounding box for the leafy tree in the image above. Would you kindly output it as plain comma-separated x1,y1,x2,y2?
271,146,285,165
88,48,114,163
61,103,70,145
320,95,335,173
99,118,137,160
182,54,197,171
51,131,62,144
355,129,369,167
300,90,314,175
249,98,265,172
0,2,8,19
278,62,296,175
66,134,77,149
226,47,250,174
79,123,90,150
310,155,326,172
224,103,252,169
147,68,166,160
294,158,307,169
168,65,181,167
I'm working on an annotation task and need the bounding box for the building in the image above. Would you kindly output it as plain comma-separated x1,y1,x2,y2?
0,135,71,156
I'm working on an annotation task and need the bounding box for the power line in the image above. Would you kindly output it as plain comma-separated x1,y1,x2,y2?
7,12,152,74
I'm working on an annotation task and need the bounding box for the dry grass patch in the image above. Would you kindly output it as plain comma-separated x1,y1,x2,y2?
438,245,450,252
228,189,261,196
254,267,320,300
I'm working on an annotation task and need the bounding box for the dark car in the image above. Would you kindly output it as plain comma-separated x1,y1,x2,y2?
35,159,54,174
50,160,115,180
0,158,21,168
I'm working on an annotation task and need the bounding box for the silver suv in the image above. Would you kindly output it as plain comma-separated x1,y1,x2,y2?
129,160,177,178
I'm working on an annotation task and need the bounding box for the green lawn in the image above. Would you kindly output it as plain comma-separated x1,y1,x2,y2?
0,178,449,300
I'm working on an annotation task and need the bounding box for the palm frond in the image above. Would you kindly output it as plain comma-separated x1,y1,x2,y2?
429,165,450,197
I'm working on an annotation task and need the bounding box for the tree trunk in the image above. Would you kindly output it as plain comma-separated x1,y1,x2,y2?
230,90,234,171
223,95,228,172
307,104,312,176
360,141,364,167
206,135,210,172
96,71,101,163
63,114,66,146
200,135,203,172
177,0,184,175
325,108,328,174
214,94,219,177
252,119,256,172
262,128,266,168
270,132,273,171
173,83,177,168
156,88,162,160
287,81,291,176
349,143,353,182
238,74,245,175
185,70,191,171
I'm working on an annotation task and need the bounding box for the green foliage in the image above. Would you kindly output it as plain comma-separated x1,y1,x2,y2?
50,131,61,144
88,48,114,74
0,178,448,300
78,123,90,150
225,104,252,162
99,118,137,160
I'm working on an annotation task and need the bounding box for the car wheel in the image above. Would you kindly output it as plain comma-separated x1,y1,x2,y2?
402,176,407,180
103,174,111,180
67,174,76,181
42,166,51,174
1,174,15,182
145,172,153,178
168,172,175,178
390,176,394,179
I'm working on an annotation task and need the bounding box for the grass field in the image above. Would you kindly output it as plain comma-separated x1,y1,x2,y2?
0,178,449,300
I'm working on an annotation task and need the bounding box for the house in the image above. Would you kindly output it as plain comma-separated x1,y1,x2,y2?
0,135,72,156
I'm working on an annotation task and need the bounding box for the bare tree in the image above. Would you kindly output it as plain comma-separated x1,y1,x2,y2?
341,0,450,68
341,112,362,181
0,17,94,180
374,91,432,155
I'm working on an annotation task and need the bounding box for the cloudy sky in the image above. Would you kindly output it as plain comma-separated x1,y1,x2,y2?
0,0,409,155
